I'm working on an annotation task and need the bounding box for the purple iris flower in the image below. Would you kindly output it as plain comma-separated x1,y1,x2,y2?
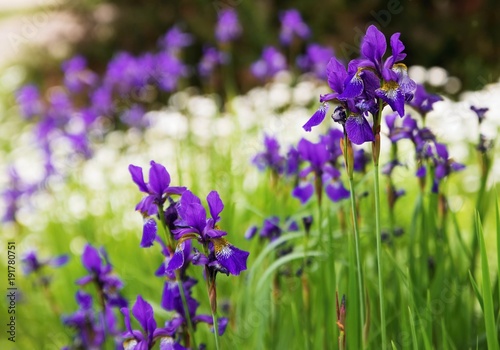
129,161,186,248
63,291,118,349
77,244,128,308
167,190,249,276
62,55,98,93
198,46,228,78
121,295,186,350
158,26,194,54
121,104,147,128
104,52,152,95
1,167,36,223
21,250,68,275
279,9,311,45
90,86,114,116
16,84,42,119
470,105,488,124
409,84,442,115
215,8,242,43
359,25,416,116
153,52,188,92
252,134,286,175
250,46,287,81
285,146,301,177
297,44,334,80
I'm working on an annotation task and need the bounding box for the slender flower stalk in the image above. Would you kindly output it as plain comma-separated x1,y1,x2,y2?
372,100,387,347
341,131,365,342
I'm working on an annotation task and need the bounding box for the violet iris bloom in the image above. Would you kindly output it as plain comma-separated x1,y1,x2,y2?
470,105,488,124
22,250,68,275
1,167,36,223
166,190,249,276
279,9,311,45
158,26,194,54
129,161,186,248
297,44,334,80
409,84,442,115
16,84,42,119
215,8,242,43
250,46,287,80
121,295,186,350
198,47,228,78
77,244,128,308
62,55,98,93
252,134,286,175
63,291,118,349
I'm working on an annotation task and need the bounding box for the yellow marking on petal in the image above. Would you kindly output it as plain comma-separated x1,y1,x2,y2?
212,237,233,259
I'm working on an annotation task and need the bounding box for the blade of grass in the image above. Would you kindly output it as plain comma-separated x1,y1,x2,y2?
468,270,484,311
475,212,500,350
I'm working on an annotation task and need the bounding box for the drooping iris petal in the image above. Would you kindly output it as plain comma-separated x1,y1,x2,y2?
49,254,69,267
292,182,314,204
140,218,157,248
166,241,190,271
149,161,171,195
302,104,328,131
338,71,364,99
212,238,249,275
345,115,375,145
325,181,350,202
376,81,405,117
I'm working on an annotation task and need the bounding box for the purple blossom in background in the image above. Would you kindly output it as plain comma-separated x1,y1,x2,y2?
252,134,286,175
215,8,242,43
21,250,68,275
297,44,334,79
279,9,311,45
158,26,194,53
129,161,186,247
409,84,442,115
62,291,119,349
91,86,114,116
470,105,488,124
1,167,37,223
77,244,128,308
121,104,147,128
198,47,228,78
62,55,98,93
16,84,42,119
250,46,287,80
153,52,188,92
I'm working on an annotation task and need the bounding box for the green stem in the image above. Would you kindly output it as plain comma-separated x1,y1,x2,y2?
372,99,387,348
157,203,198,349
374,164,387,348
347,176,365,341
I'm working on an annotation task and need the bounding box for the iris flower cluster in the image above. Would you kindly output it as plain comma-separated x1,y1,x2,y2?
128,160,249,349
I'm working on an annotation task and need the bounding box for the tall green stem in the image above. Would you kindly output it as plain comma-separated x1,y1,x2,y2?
343,133,365,344
157,204,198,349
372,100,387,348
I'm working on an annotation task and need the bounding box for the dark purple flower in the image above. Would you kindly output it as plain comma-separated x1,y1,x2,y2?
252,134,286,174
325,180,350,202
409,84,442,115
153,52,188,92
121,295,186,350
297,44,334,79
129,161,186,247
345,115,374,145
198,47,228,78
250,46,287,80
22,250,68,275
303,104,329,132
159,26,194,53
292,182,314,204
168,190,249,276
285,146,301,176
215,8,242,43
279,9,311,45
470,105,488,124
77,244,128,308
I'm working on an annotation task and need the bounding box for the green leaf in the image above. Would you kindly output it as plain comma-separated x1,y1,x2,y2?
476,212,500,350
468,270,484,311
